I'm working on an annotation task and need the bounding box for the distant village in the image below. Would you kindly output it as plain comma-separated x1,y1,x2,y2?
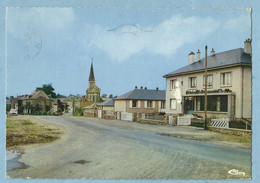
6,39,252,129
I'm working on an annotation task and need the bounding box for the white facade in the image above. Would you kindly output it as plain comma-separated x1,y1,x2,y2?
165,66,251,121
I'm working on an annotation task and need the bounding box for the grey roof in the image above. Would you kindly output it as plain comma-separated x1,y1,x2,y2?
115,89,166,101
164,48,251,78
97,98,114,106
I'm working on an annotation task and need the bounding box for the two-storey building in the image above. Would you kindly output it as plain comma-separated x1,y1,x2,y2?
164,39,252,122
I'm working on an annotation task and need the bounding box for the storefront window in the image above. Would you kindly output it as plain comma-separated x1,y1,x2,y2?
196,95,228,112
220,95,228,112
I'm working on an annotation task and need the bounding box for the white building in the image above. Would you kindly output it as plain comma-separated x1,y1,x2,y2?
164,39,252,122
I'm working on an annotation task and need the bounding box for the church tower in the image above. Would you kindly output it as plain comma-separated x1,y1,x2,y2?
86,60,101,103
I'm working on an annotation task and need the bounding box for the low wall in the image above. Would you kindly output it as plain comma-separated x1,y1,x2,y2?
209,127,252,136
104,115,115,120
195,111,228,119
137,119,166,125
83,111,95,117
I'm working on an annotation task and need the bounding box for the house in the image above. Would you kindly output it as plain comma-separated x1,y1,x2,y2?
163,39,252,122
97,98,115,119
12,87,53,114
52,98,68,115
114,87,166,121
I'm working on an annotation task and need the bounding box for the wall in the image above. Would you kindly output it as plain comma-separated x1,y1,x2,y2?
209,127,251,136
242,66,252,119
114,100,127,112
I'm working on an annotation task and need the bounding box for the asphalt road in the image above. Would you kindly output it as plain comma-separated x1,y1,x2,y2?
7,115,251,179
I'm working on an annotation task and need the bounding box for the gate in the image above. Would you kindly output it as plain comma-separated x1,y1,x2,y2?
211,119,229,128
98,110,102,118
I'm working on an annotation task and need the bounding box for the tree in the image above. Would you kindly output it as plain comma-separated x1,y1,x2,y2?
102,94,107,98
42,83,56,98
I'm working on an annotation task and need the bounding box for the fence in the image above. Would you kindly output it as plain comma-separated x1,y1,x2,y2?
210,119,229,128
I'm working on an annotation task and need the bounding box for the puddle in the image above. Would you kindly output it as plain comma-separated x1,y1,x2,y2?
73,160,91,165
6,150,28,171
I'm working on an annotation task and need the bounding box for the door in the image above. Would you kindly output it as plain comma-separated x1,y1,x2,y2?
185,97,195,114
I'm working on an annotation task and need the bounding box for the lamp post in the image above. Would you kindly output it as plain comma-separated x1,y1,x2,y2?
204,45,208,130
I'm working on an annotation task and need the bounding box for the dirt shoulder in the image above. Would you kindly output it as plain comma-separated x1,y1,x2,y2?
73,116,251,149
6,115,64,149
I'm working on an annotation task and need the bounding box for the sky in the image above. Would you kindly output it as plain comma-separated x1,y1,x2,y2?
6,7,251,97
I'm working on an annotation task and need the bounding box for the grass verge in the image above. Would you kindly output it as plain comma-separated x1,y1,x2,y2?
6,117,62,148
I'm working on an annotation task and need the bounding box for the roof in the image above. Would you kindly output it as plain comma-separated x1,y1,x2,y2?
97,98,114,107
115,89,166,101
20,89,51,100
164,48,251,78
84,103,97,109
89,62,95,81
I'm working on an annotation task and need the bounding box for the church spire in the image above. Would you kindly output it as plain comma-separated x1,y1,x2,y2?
89,58,95,81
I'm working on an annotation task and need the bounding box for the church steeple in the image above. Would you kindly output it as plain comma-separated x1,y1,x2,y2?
89,59,95,82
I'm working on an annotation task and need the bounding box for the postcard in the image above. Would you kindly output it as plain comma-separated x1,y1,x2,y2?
4,5,253,181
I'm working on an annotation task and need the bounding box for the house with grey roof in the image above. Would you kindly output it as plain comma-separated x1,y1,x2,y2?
97,98,115,119
164,39,252,122
114,86,166,121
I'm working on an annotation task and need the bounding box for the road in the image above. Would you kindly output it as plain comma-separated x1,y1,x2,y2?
7,115,251,179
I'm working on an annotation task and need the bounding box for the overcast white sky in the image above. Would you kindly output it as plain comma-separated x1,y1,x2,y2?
6,7,251,97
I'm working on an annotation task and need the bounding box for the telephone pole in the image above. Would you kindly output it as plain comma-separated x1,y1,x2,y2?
204,46,208,130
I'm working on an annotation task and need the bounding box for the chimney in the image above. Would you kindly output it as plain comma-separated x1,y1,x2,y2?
36,87,43,92
196,49,201,61
141,86,143,89
244,38,252,55
211,48,215,56
189,51,195,64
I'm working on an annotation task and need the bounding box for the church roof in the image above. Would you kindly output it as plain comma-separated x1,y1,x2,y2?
115,89,165,101
89,62,95,81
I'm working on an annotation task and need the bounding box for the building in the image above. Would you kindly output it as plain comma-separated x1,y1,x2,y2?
114,87,166,118
97,98,115,119
11,87,53,114
163,39,252,122
85,62,101,103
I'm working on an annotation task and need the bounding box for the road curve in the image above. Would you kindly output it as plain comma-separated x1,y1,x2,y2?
7,116,251,179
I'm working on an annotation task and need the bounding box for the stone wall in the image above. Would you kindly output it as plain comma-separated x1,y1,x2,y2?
83,111,95,117
209,127,251,136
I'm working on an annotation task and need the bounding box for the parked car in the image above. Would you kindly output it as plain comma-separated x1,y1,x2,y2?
9,109,18,116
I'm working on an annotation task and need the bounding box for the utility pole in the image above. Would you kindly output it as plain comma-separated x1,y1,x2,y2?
204,45,208,130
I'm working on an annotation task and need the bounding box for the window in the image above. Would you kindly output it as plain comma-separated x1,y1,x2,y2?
189,77,197,88
196,95,228,112
220,96,228,112
170,99,177,110
161,101,165,109
132,100,137,108
170,79,177,90
147,100,152,108
203,75,213,87
221,72,232,86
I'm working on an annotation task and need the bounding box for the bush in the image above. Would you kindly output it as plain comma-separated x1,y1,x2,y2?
73,108,83,116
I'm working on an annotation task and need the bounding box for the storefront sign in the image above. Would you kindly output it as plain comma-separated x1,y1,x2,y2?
186,89,232,95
